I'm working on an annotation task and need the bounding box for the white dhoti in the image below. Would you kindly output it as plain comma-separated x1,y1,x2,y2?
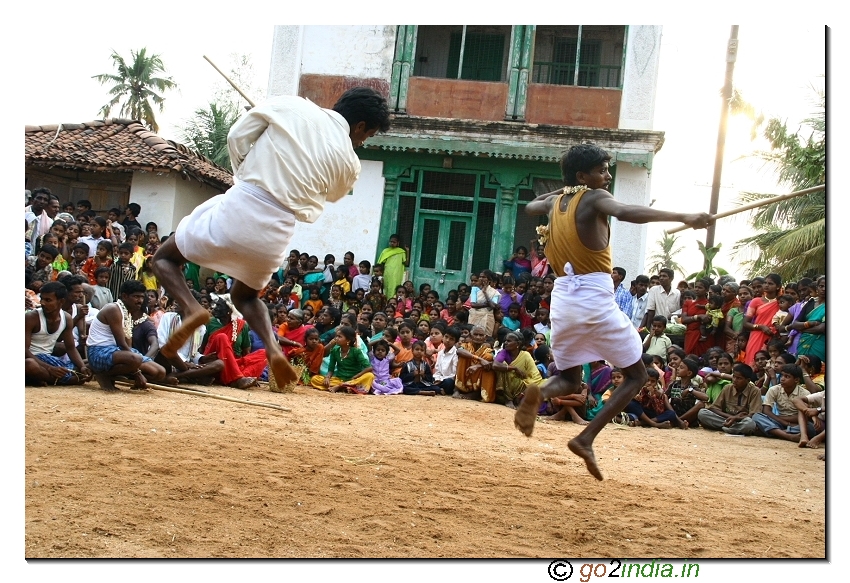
175,181,296,290
549,263,643,370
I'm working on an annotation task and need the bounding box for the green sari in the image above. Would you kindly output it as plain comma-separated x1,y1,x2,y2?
797,302,825,361
377,246,406,297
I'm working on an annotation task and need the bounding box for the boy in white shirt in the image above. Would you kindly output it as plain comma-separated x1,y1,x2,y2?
433,327,460,396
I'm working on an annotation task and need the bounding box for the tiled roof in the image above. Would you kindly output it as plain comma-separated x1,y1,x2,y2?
25,119,233,191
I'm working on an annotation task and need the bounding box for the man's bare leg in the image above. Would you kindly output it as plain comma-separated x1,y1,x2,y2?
93,351,143,392
151,237,210,358
567,361,647,481
515,366,582,436
230,280,298,386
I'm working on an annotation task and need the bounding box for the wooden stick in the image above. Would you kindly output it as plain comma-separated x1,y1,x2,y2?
202,55,257,108
665,184,825,235
114,381,291,412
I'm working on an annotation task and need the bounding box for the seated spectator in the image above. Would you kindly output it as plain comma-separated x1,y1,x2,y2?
310,326,374,393
25,282,92,386
400,341,436,396
698,363,762,435
752,364,814,442
624,367,689,429
454,325,495,401
665,357,708,427
201,299,265,389
491,331,543,407
85,280,166,390
155,300,224,385
793,389,825,449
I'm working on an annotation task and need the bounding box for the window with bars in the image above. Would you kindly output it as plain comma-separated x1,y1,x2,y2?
531,25,625,88
414,25,510,82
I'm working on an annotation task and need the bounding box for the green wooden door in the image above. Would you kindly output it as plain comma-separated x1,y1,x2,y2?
414,213,471,300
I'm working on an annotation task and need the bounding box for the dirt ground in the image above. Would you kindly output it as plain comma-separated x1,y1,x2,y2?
24,381,826,559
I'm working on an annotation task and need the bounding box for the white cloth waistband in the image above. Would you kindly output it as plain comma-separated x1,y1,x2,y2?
557,262,614,295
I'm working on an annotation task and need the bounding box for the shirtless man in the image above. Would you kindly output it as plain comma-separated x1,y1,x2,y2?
152,87,390,388
513,143,713,479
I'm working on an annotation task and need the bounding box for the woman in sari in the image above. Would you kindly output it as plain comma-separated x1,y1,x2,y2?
723,284,749,355
742,273,782,366
492,331,543,406
454,326,496,401
681,278,714,358
790,276,825,363
376,234,409,298
202,299,264,389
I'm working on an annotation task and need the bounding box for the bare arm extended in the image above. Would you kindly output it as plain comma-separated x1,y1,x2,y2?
591,191,714,229
524,189,564,216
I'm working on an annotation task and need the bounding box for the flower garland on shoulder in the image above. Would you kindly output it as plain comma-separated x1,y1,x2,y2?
116,299,149,340
536,185,589,246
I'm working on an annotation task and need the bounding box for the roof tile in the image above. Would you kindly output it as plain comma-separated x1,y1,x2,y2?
25,118,233,190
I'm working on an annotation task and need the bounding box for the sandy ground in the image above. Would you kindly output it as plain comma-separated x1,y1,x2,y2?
24,381,825,559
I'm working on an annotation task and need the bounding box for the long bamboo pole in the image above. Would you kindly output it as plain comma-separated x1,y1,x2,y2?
115,381,291,412
202,55,257,108
665,184,825,235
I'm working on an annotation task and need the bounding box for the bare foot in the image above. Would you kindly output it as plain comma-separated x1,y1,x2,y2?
568,410,589,425
268,351,298,387
452,390,475,400
163,375,180,386
680,420,689,430
806,441,821,449
654,421,672,429
161,310,210,359
514,384,541,436
798,439,810,448
131,370,148,390
93,372,118,392
568,437,603,481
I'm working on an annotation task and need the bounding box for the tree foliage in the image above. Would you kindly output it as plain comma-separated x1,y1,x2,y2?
730,86,825,280
176,54,259,172
176,101,241,172
645,233,687,279
93,48,177,133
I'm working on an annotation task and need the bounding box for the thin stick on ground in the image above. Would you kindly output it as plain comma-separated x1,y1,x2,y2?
113,381,291,412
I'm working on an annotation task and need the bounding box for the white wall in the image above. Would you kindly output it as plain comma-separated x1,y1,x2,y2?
284,159,385,268
268,25,396,97
268,25,304,97
129,172,177,235
610,163,652,280
618,25,663,131
300,26,396,78
129,171,222,236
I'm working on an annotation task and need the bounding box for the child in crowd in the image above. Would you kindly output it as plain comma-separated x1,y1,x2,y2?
666,357,707,427
400,342,436,396
393,320,416,370
643,315,672,362
334,265,352,295
304,286,324,314
27,245,59,291
352,260,372,293
82,240,113,285
424,323,444,368
369,338,403,395
138,257,158,291
433,327,460,395
90,267,114,310
310,326,374,393
772,294,794,336
699,294,725,341
503,246,532,280
107,242,138,300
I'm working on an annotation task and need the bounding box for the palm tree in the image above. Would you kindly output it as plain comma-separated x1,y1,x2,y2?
93,48,177,133
176,101,241,171
645,232,687,279
731,87,825,280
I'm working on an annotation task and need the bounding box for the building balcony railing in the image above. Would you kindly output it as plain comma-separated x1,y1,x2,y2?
531,61,621,88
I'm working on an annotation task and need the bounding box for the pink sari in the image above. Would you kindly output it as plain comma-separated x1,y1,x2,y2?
744,297,780,366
